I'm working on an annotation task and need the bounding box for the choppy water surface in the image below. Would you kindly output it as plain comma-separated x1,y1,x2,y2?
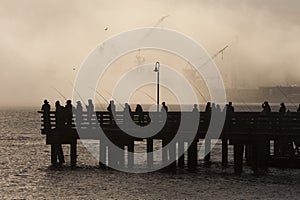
0,109,300,199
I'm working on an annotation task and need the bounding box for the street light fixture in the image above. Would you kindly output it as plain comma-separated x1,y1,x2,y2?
154,61,160,112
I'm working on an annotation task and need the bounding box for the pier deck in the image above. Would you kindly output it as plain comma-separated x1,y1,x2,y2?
38,111,300,173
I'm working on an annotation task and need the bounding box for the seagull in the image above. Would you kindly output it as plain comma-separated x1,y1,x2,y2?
104,27,109,31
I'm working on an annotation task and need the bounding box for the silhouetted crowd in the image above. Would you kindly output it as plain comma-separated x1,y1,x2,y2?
41,99,300,165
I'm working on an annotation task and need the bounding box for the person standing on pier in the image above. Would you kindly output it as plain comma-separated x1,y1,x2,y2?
226,102,235,114
75,101,83,126
54,100,65,165
161,102,168,112
192,104,199,112
279,102,286,115
135,104,144,125
65,100,73,129
107,100,116,124
261,101,271,114
86,99,94,123
41,99,51,133
205,102,211,113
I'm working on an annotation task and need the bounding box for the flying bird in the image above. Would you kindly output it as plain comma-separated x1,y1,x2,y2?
104,27,109,31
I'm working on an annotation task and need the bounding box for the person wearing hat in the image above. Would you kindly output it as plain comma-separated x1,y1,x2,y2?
65,100,73,129
41,99,51,133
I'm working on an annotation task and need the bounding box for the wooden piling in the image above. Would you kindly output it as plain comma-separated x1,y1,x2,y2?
128,140,134,169
233,142,244,174
70,140,77,167
178,141,185,168
99,139,107,168
162,139,168,164
204,138,211,162
222,138,228,167
187,140,197,169
147,139,153,168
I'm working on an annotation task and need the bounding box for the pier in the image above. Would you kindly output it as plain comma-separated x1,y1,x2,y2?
38,110,300,173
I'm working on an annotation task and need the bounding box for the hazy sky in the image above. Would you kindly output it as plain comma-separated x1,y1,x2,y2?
0,0,300,107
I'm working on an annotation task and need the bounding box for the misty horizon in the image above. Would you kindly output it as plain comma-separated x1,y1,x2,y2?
1,0,300,107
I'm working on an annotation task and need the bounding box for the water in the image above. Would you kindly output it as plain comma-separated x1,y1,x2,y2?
0,109,300,199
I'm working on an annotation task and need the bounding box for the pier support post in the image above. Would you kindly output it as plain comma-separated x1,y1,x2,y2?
233,142,244,174
99,139,107,168
50,144,56,165
178,141,185,168
188,140,197,170
147,139,153,168
205,138,211,162
169,141,177,169
128,140,134,169
162,139,168,164
222,138,228,168
70,140,77,167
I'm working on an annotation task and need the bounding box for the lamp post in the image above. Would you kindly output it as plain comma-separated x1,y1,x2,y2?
154,61,160,112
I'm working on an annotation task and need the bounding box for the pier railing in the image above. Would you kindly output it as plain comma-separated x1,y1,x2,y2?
38,111,300,173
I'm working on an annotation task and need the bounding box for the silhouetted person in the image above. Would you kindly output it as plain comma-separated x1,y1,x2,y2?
279,102,286,115
161,102,168,112
135,104,144,124
86,99,94,123
212,103,217,113
65,100,73,129
41,99,51,133
54,100,65,165
192,104,199,112
55,101,65,131
123,103,133,125
297,104,300,113
205,102,211,113
261,101,271,114
75,101,83,126
226,102,235,114
107,100,116,124
216,104,221,112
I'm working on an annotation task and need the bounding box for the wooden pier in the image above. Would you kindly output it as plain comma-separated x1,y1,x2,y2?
38,111,300,173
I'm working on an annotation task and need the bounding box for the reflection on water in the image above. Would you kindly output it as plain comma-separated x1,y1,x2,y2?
0,109,300,199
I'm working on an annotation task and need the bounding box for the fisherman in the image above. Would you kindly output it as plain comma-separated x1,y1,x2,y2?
53,100,65,165
75,101,83,126
135,104,144,124
123,103,133,127
41,99,51,133
86,99,94,123
261,101,271,114
226,102,235,113
205,102,211,113
107,100,116,124
161,102,168,112
192,104,199,112
65,100,73,129
279,102,286,115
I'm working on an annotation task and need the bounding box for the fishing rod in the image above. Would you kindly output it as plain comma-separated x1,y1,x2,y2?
94,95,105,111
275,86,298,109
89,87,109,104
196,45,229,71
104,89,125,109
136,90,157,103
68,81,87,106
52,87,67,101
